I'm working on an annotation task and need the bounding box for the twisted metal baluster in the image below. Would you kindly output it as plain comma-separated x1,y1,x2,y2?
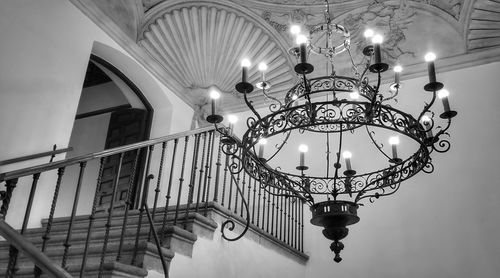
173,136,189,226
0,178,18,217
245,174,251,219
62,162,87,269
271,187,276,236
117,149,142,261
240,171,247,217
204,131,216,215
251,179,257,224
266,185,271,233
280,193,285,241
212,134,223,203
80,158,105,277
221,152,229,206
149,142,168,241
183,135,200,230
300,200,304,252
257,181,262,228
161,139,178,243
195,132,207,212
287,197,291,245
201,132,213,207
36,168,66,277
132,146,154,265
98,153,124,277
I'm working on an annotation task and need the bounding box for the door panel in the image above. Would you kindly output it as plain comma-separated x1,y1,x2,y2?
97,108,147,211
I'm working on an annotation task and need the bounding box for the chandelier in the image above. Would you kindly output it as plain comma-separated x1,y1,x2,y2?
206,1,457,263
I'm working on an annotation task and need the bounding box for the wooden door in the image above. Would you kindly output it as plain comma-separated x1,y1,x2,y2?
98,108,148,211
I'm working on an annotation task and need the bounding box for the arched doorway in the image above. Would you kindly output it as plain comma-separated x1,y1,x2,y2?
68,54,153,211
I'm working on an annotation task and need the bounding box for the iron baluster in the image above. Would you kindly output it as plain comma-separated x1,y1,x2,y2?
132,146,154,266
257,181,262,228
234,163,241,214
0,178,18,217
301,200,304,252
221,152,229,207
62,162,87,269
183,134,201,230
117,149,142,261
80,158,105,277
246,174,251,219
281,192,285,241
36,167,66,277
271,187,276,236
161,138,179,243
195,132,207,212
173,136,189,226
227,155,234,211
204,131,215,215
98,153,125,277
266,185,271,233
150,141,168,241
287,197,291,245
201,131,213,207
212,134,223,203
240,171,247,217
251,178,257,224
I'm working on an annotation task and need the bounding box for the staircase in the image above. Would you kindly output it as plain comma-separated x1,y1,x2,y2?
0,127,306,277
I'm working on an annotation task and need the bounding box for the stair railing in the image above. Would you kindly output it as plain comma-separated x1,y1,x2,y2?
0,125,305,277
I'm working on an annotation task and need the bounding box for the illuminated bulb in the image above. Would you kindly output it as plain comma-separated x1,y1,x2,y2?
298,144,309,153
389,136,400,145
421,115,431,123
258,62,268,72
363,29,374,38
438,89,449,99
258,138,268,145
371,34,383,44
290,25,301,35
210,90,220,99
241,58,251,68
342,151,352,159
349,91,360,99
296,34,308,45
227,114,238,124
424,52,436,62
394,65,403,73
292,94,298,100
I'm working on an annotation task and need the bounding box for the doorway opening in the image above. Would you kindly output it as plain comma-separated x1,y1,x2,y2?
68,54,153,211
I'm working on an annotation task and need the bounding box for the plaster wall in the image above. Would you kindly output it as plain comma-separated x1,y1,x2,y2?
0,0,193,228
231,61,500,278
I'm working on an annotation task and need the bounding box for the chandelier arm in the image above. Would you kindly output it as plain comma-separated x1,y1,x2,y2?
418,91,437,122
243,91,262,122
262,88,283,109
364,125,392,161
221,171,251,241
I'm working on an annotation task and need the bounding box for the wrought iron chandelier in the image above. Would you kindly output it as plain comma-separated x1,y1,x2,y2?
206,1,457,262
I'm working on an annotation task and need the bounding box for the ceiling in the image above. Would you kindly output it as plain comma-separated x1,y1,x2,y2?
78,0,500,113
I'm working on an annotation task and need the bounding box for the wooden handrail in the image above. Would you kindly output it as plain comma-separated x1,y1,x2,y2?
0,126,216,182
0,146,73,166
0,218,73,278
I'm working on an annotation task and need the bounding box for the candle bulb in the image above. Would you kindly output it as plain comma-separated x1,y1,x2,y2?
349,90,360,111
389,136,400,161
424,52,437,84
363,29,374,43
258,62,268,82
296,35,308,64
209,90,220,116
241,58,251,83
438,89,451,112
421,115,433,138
394,65,403,85
371,34,383,64
290,25,301,36
227,114,238,136
258,138,267,158
298,144,308,167
343,151,352,170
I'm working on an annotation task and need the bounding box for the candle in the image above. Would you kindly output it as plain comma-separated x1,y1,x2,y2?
209,90,220,115
227,114,238,136
342,151,352,170
438,89,451,112
389,136,400,160
421,115,433,138
258,62,268,82
424,52,437,84
371,34,383,64
258,138,267,158
393,65,403,84
298,144,308,167
296,35,308,64
241,58,251,83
